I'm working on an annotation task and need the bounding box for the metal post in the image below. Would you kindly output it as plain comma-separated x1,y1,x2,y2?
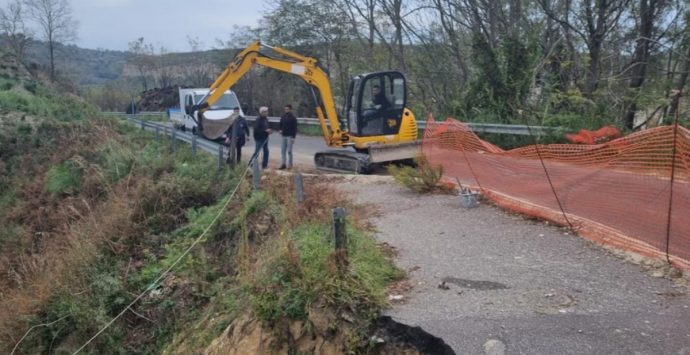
252,160,261,189
217,144,224,169
295,173,304,204
140,120,144,130
228,124,237,167
171,129,177,153
191,136,197,156
333,207,347,254
155,126,159,140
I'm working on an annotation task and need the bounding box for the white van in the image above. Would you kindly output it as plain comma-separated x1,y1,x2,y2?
169,88,244,137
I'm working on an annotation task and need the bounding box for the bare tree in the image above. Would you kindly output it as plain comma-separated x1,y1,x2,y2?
128,37,155,91
541,0,631,98
0,0,32,63
24,0,77,80
154,46,176,88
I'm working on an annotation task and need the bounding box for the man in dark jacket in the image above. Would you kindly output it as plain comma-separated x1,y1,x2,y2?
252,106,271,169
225,107,250,163
279,104,298,169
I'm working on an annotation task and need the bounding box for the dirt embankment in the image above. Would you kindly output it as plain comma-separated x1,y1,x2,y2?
134,86,182,112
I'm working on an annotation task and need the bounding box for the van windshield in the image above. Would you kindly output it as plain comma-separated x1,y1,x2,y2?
195,93,239,110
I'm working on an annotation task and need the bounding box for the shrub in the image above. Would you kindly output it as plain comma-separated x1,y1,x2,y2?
45,160,83,196
388,155,447,193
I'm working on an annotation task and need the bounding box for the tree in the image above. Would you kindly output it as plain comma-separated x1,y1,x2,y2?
24,0,77,80
0,0,32,63
128,37,155,91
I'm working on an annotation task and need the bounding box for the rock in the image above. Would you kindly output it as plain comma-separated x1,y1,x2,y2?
483,339,506,355
370,335,385,344
290,321,304,340
651,270,665,278
388,294,404,301
438,281,450,290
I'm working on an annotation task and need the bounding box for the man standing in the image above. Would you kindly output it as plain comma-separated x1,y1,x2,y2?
252,106,271,169
279,104,298,170
225,107,249,163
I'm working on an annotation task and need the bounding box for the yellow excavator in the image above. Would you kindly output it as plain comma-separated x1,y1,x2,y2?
187,41,419,173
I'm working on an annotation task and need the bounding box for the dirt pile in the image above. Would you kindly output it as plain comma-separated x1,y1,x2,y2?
134,86,182,112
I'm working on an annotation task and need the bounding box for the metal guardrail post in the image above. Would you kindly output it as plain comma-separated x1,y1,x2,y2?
140,120,144,130
217,144,223,169
155,126,159,140
171,130,177,153
191,136,197,156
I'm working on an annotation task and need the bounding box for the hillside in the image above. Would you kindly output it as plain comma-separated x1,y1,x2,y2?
0,49,430,354
0,36,237,88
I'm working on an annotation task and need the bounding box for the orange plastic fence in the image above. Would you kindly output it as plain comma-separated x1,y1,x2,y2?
422,117,690,269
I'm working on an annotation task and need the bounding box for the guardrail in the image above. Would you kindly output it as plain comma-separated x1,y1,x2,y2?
121,115,229,169
103,111,562,136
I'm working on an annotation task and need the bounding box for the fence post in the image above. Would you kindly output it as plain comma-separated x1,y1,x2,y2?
295,173,304,205
155,126,160,140
252,160,261,190
171,129,177,153
228,127,237,167
140,120,144,130
332,207,347,269
217,144,224,170
191,136,197,156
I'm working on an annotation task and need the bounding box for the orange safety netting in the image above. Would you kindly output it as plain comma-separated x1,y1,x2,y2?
422,117,690,269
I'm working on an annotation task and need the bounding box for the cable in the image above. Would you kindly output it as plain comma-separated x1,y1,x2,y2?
11,315,70,355
71,145,264,354
520,108,575,231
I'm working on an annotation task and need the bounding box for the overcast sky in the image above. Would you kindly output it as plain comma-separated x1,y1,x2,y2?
1,0,267,52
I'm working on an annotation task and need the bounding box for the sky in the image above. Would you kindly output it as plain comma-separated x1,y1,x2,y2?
1,0,267,52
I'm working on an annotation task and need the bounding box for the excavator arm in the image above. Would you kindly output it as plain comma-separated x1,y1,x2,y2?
195,41,348,148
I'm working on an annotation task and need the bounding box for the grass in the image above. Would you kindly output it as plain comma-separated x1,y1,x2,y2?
1,67,403,353
45,160,83,196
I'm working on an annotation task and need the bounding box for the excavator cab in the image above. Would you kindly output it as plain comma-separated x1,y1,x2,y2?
346,71,407,138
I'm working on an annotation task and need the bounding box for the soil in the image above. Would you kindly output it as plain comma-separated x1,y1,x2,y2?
134,86,183,112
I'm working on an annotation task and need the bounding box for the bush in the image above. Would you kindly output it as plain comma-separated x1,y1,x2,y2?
388,156,448,193
45,160,83,196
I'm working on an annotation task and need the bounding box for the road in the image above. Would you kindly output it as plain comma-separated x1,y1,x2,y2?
240,133,328,171
338,178,690,354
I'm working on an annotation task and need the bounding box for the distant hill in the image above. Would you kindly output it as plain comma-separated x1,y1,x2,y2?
0,36,235,88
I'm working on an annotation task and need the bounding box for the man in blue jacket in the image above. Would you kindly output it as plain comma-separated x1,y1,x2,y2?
279,104,298,170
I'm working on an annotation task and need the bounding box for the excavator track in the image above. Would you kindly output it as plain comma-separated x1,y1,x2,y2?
314,150,372,174
314,140,421,174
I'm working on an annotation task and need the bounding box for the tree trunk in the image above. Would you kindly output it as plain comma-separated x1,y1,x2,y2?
49,38,55,80
668,42,690,119
623,0,656,129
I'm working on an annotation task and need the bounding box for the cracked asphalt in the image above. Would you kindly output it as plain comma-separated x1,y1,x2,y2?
339,178,690,355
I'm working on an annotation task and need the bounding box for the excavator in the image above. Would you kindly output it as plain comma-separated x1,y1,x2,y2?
186,41,419,173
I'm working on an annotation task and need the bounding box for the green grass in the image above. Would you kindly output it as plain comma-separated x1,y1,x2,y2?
45,160,83,196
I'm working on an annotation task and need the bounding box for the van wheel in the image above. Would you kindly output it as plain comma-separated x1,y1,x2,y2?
192,127,197,135
180,125,186,132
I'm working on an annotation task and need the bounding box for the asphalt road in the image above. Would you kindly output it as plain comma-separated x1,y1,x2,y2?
338,178,690,355
240,133,328,170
